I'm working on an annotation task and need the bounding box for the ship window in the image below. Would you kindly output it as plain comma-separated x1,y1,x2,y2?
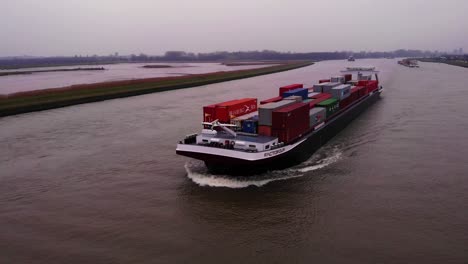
265,145,270,149
202,139,209,143
249,145,255,148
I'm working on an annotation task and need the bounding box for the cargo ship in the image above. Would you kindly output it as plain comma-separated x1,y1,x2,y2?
176,67,383,174
398,59,419,67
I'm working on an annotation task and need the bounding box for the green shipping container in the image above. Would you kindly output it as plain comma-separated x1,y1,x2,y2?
317,98,340,117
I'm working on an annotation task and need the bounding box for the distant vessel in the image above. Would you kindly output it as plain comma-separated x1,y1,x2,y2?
348,55,355,61
176,67,383,175
398,59,419,68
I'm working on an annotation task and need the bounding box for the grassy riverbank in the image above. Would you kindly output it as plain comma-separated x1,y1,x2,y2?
417,58,468,68
0,67,105,76
0,61,313,117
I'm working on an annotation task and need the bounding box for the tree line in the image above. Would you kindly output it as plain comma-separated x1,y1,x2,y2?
0,49,451,69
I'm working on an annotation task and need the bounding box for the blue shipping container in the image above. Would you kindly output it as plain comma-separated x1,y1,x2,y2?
242,119,258,134
282,88,308,100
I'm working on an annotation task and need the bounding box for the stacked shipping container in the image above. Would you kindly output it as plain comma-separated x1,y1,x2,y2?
308,93,332,108
308,92,320,98
284,95,303,102
330,84,351,100
203,104,217,123
357,80,378,93
317,98,339,118
203,98,258,123
282,88,308,100
242,119,258,134
271,102,310,143
309,107,326,127
230,112,258,130
279,84,303,96
201,71,378,142
258,100,296,136
313,82,340,93
343,74,352,83
260,96,283,105
339,87,359,109
258,100,295,126
331,76,345,84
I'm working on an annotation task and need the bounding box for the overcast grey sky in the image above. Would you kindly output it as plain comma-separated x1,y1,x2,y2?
1,0,467,56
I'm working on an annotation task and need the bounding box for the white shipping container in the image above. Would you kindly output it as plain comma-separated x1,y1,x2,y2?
331,76,345,84
322,82,341,93
308,92,320,98
283,95,303,102
313,83,328,93
330,84,351,100
309,107,326,127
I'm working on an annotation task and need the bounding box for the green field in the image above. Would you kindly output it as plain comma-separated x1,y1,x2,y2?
0,61,313,117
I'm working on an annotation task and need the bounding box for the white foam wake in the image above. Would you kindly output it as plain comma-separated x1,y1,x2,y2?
184,146,342,188
297,150,342,173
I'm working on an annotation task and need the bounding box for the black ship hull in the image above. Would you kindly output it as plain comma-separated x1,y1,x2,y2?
177,90,382,175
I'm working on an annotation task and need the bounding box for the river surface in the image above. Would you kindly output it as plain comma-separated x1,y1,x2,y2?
0,62,275,94
1,59,468,263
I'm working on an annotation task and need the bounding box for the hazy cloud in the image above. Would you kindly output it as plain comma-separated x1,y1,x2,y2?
1,0,467,56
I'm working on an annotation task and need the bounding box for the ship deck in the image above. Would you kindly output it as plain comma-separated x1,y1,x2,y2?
210,132,277,143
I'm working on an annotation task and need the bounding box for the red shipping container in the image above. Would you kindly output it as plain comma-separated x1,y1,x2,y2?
339,96,352,109
272,102,309,130
357,80,378,93
310,93,332,105
357,80,369,87
258,125,272,136
343,74,352,82
319,79,330,83
271,102,310,143
272,126,309,144
203,104,217,122
356,86,368,97
208,98,257,123
279,84,303,96
350,87,360,101
310,93,330,99
367,80,378,92
260,96,282,105
215,98,258,122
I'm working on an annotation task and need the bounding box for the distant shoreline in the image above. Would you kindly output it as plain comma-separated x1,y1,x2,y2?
417,58,468,68
0,61,313,117
221,62,281,66
0,67,105,76
142,65,173,68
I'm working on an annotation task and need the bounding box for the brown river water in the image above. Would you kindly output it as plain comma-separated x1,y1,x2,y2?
1,59,468,263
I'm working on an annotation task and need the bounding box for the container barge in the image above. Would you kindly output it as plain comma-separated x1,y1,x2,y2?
398,59,419,68
176,67,383,174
